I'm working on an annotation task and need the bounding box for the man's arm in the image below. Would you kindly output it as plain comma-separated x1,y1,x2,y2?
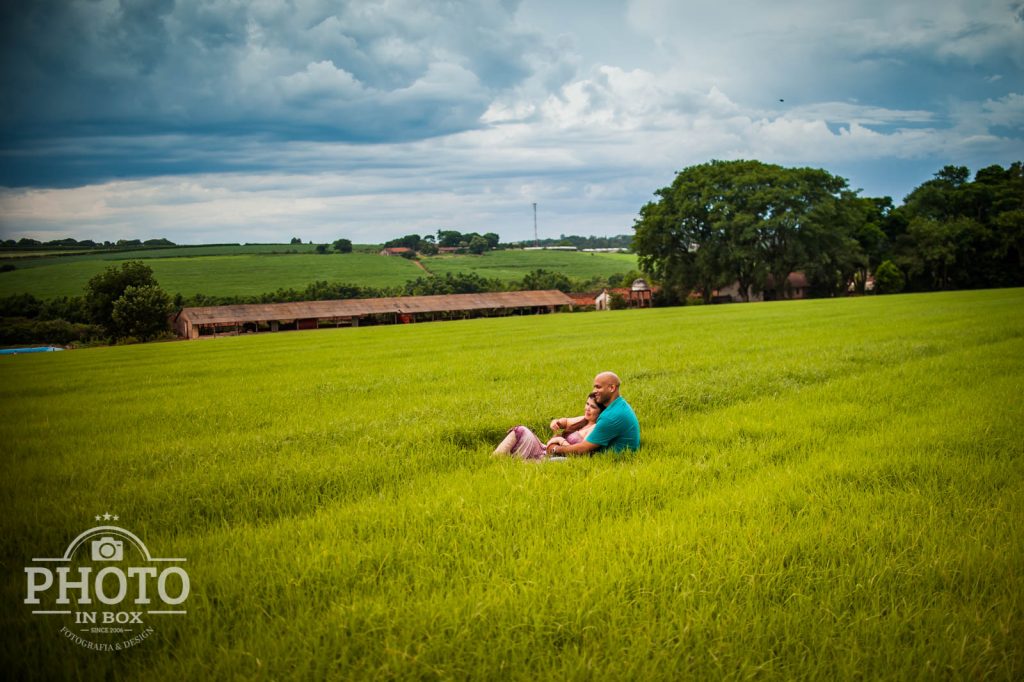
548,440,599,457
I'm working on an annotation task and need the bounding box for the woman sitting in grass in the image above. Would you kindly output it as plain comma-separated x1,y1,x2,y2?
493,393,605,460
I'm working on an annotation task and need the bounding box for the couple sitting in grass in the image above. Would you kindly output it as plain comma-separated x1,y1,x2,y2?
494,371,640,459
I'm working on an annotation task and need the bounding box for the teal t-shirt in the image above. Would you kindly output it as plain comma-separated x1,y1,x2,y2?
585,396,640,452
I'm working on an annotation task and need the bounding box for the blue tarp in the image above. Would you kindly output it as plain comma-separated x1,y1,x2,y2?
0,346,65,355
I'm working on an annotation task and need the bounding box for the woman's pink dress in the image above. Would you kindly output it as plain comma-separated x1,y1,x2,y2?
506,425,586,460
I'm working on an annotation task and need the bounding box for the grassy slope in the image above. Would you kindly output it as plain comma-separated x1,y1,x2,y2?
422,250,638,283
0,249,639,299
1,289,1021,680
0,253,424,298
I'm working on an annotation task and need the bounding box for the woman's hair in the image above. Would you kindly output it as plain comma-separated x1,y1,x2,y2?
564,392,606,436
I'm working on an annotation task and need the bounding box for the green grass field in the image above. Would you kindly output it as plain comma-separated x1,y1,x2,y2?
1,289,1022,680
0,253,423,299
0,248,639,299
422,250,638,283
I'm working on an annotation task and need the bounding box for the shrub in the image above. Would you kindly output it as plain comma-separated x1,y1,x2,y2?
0,293,42,318
874,260,906,295
0,317,103,346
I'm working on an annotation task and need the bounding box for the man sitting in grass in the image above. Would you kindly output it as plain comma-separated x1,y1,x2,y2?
548,371,640,456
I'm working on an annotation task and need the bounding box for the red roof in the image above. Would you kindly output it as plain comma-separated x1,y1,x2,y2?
787,272,809,288
176,290,574,326
567,292,600,306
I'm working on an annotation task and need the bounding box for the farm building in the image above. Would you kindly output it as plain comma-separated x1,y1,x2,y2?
379,247,414,256
172,290,574,339
715,272,810,302
594,279,657,310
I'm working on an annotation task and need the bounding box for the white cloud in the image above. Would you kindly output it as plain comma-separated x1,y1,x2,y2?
979,93,1024,128
278,60,366,101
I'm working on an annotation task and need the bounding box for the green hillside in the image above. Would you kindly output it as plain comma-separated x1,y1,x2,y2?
2,289,1021,679
0,248,640,299
422,250,638,282
0,253,423,299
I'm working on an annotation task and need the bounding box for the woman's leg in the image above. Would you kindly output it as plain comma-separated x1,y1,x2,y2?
493,426,545,459
493,429,519,454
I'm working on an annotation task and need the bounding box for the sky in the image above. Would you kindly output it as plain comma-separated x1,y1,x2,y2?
0,0,1022,245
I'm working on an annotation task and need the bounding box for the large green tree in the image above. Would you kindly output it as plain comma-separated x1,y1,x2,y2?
893,163,1023,290
633,160,857,302
111,285,172,340
86,261,159,333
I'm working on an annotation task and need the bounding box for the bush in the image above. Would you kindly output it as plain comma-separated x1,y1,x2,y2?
40,296,90,323
874,260,906,295
0,293,43,318
608,292,629,310
521,269,572,293
0,317,103,346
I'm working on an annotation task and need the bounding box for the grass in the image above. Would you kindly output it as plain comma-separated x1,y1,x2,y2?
0,253,423,298
0,289,1021,680
0,248,639,299
0,242,327,268
422,249,638,283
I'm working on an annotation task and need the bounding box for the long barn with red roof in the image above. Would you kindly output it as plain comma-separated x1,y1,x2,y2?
172,290,574,339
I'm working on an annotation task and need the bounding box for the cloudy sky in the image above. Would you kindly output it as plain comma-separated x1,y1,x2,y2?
1,0,1022,244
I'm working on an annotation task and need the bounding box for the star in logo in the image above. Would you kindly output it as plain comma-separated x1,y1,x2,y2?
94,512,119,522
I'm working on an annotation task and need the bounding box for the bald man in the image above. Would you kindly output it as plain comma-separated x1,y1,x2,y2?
548,371,640,456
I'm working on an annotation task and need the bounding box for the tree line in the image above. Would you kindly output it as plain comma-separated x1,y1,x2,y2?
522,234,633,250
0,263,643,346
633,160,1023,303
2,237,177,249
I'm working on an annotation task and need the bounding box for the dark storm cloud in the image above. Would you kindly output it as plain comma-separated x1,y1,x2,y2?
0,0,543,185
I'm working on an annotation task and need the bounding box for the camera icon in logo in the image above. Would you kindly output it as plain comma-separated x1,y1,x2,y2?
91,537,124,561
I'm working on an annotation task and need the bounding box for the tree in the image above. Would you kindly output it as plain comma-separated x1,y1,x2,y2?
315,244,329,254
891,162,1024,290
86,261,160,335
403,272,502,296
634,160,852,303
521,268,572,293
290,237,302,244
332,238,352,253
846,196,893,294
384,234,421,250
436,230,464,247
873,260,905,294
632,167,728,304
468,235,490,255
607,270,648,288
111,285,171,340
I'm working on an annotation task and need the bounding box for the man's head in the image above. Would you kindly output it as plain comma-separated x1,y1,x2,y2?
592,371,621,407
